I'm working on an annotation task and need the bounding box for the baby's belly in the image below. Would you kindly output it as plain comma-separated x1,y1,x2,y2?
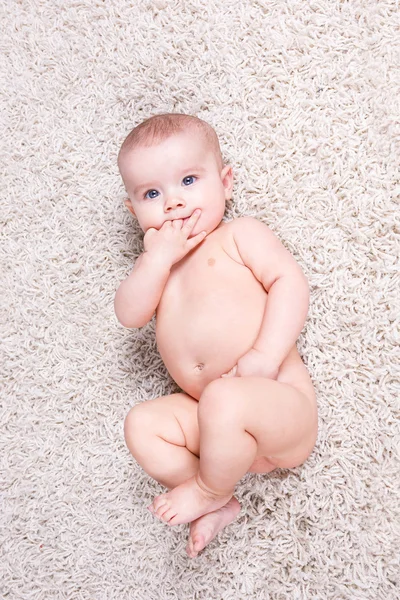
155,225,314,404
155,258,269,400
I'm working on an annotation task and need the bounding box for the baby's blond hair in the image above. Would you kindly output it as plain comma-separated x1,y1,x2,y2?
118,113,223,170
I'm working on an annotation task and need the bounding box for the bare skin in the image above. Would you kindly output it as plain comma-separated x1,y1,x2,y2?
148,473,234,526
185,497,241,558
118,129,318,555
147,372,317,529
142,217,317,531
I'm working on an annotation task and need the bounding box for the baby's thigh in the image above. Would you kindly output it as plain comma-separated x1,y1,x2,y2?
124,392,200,457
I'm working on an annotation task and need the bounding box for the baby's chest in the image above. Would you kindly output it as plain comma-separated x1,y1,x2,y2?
163,235,245,301
155,234,268,388
157,236,266,320
175,245,240,288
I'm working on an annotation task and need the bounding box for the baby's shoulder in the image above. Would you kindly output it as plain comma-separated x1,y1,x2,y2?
225,215,261,231
214,217,269,258
217,218,259,265
224,216,267,240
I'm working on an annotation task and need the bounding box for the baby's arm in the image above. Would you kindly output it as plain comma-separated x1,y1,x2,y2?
114,253,171,328
232,217,309,367
115,212,206,329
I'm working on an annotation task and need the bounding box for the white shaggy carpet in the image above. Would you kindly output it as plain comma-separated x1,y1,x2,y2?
1,0,399,598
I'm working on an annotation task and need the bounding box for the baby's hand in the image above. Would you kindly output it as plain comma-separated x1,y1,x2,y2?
143,210,206,268
221,348,280,380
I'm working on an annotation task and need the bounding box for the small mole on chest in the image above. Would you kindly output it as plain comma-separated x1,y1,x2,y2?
207,258,216,266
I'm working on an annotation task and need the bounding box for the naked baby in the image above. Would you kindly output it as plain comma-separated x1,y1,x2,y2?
115,113,318,558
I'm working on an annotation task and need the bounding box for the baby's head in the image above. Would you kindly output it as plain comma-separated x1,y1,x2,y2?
118,113,233,236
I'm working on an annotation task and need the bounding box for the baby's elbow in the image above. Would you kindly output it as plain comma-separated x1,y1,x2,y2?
116,316,139,329
299,269,309,292
282,268,309,311
298,271,310,312
115,316,143,329
114,309,139,329
114,305,152,329
113,300,136,329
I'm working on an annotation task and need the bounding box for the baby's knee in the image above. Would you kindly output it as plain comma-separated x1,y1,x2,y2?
199,378,238,419
124,404,155,452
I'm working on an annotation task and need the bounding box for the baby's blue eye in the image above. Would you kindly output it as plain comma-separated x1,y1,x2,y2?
144,189,159,200
144,176,196,199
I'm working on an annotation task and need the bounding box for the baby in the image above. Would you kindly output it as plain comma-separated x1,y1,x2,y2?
115,113,318,558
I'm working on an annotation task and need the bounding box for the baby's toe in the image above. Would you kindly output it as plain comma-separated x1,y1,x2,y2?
186,542,195,557
152,494,168,511
161,508,178,524
155,502,171,519
167,514,182,526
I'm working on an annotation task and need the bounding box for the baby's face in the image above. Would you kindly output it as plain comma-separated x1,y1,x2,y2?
119,130,233,236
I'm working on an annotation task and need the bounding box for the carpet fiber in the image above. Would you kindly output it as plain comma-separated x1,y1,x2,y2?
1,0,399,598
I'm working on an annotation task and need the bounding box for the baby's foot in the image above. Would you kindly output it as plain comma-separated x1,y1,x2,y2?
186,496,241,558
148,474,234,526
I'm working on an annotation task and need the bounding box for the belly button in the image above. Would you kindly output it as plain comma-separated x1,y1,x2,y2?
195,363,205,371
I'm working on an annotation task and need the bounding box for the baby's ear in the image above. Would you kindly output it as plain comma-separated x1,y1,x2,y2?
221,165,234,199
124,198,136,217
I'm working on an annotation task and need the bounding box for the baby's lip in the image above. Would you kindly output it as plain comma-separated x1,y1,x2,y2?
172,212,194,221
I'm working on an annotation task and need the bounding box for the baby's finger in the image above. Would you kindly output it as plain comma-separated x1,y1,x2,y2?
184,209,202,228
186,230,207,249
160,220,173,229
221,365,237,378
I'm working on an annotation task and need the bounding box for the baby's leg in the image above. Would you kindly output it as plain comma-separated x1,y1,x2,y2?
124,393,241,557
124,393,200,489
196,377,317,494
149,376,318,526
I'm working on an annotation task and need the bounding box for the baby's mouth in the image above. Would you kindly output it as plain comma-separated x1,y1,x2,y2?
173,216,191,224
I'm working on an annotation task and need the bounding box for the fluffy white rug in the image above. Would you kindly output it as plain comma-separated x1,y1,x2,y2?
1,0,399,598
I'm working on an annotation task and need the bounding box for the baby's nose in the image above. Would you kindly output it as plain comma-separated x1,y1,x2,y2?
166,197,185,210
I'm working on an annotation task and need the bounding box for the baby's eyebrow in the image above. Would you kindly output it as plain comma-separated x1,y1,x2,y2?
134,182,157,194
183,166,206,173
185,166,206,174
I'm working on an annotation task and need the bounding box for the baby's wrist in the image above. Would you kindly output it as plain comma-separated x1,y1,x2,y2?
142,251,172,272
252,345,280,364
